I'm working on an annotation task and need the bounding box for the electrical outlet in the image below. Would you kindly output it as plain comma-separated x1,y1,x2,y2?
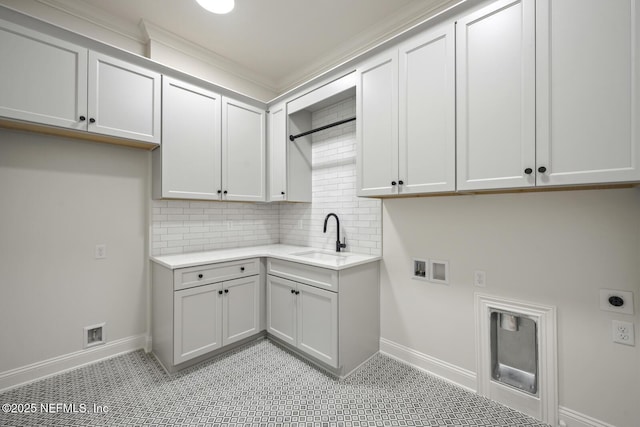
95,244,107,259
612,320,635,346
474,270,486,287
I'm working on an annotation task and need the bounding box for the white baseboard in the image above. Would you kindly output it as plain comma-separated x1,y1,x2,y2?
558,407,618,427
0,334,147,393
379,337,477,392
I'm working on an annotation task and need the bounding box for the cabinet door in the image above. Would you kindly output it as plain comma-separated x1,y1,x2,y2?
399,23,455,194
456,0,536,190
267,102,287,201
88,51,161,144
356,49,399,196
222,97,266,201
536,0,640,186
266,275,297,346
161,77,222,200
297,283,338,368
174,282,223,365
0,19,87,130
222,275,260,346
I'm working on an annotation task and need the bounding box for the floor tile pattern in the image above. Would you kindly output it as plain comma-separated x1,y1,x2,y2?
0,339,549,426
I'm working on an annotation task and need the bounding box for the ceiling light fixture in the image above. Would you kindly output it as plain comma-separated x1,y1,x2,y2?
195,0,235,14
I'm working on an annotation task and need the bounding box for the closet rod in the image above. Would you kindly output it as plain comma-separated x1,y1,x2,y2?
289,116,356,141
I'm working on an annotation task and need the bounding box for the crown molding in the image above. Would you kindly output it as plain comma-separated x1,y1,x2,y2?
274,0,462,93
34,0,145,44
139,19,279,94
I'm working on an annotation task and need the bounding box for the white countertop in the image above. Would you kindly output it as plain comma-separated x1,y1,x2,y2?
150,244,381,270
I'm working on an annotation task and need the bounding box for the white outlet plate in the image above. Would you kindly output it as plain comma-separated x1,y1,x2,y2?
95,244,107,259
474,270,486,287
599,289,634,314
612,320,635,346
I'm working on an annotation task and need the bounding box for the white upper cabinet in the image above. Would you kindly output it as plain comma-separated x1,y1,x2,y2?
154,86,266,202
267,102,287,201
456,0,536,191
356,49,399,197
158,77,222,200
0,19,87,131
357,23,455,197
88,51,161,144
536,0,640,186
222,97,266,202
0,18,160,147
399,23,456,194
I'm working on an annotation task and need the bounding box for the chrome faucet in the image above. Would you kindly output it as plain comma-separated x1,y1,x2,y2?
323,213,347,252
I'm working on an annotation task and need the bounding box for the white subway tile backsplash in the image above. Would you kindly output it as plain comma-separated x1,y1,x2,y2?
151,200,280,256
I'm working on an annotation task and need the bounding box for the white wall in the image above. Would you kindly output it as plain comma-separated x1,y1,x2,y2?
380,188,640,427
279,96,382,255
0,129,148,373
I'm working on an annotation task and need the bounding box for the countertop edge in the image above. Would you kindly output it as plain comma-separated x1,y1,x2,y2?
150,245,381,271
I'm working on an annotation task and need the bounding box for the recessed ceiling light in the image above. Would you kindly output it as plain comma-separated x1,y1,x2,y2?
195,0,235,14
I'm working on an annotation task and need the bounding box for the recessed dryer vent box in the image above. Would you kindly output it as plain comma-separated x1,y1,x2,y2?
412,258,428,281
429,259,449,285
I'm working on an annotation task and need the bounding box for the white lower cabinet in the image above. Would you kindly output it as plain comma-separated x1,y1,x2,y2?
267,275,338,367
174,282,223,364
152,259,262,371
174,275,260,365
153,255,379,376
266,258,379,377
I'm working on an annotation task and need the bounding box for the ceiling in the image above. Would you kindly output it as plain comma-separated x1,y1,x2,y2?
9,0,460,95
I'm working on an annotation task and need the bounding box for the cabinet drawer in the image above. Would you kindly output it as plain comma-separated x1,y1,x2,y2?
267,258,338,292
174,258,260,291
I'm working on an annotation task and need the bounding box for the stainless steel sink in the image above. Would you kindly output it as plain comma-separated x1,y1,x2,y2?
290,250,352,262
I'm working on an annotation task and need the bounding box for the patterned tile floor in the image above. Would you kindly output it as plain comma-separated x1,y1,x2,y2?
0,338,549,426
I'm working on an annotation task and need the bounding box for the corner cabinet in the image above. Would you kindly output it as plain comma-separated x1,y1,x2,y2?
152,258,263,371
153,76,267,202
266,258,379,378
0,18,160,146
357,22,455,197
